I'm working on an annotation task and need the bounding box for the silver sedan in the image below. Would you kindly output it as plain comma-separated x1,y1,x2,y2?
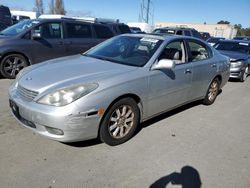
9,34,230,145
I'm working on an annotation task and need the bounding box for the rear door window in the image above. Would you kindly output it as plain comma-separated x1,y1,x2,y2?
66,23,92,38
184,30,191,36
187,41,211,62
118,25,131,33
176,30,183,35
93,25,114,39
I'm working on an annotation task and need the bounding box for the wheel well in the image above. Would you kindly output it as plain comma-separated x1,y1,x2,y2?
98,93,142,137
0,52,31,66
215,75,222,84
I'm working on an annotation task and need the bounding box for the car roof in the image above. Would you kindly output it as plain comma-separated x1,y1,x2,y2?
121,33,204,41
154,27,195,31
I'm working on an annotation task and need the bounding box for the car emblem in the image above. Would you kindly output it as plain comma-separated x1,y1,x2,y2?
25,77,32,81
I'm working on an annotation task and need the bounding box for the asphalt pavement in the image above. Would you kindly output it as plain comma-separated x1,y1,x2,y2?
0,77,249,188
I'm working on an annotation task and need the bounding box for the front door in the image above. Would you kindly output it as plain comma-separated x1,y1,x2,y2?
31,22,66,63
147,40,193,117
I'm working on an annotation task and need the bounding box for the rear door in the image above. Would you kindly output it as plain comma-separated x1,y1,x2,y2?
186,39,217,99
64,22,98,55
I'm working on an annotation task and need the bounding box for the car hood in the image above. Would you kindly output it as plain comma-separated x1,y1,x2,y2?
18,55,137,93
218,50,250,60
0,34,13,43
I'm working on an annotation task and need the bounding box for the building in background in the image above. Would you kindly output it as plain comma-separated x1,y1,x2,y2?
155,22,237,39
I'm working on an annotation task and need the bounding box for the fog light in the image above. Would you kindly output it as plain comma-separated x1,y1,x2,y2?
45,126,64,135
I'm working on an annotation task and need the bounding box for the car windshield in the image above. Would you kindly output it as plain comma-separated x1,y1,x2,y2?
0,20,39,36
85,35,163,67
214,41,250,54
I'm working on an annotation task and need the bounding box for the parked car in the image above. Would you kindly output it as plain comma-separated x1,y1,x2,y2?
0,18,119,79
233,36,250,41
152,27,202,39
105,23,131,34
9,34,230,145
214,40,250,82
200,32,211,41
130,27,145,34
206,37,225,46
0,5,12,31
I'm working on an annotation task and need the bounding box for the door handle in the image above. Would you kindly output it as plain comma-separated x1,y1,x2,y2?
58,41,63,45
211,64,216,68
185,69,192,74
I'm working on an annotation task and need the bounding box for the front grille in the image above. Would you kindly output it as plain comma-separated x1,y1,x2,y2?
17,85,39,101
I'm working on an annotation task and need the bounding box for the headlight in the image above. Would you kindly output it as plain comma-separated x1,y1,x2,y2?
231,61,243,68
37,83,98,106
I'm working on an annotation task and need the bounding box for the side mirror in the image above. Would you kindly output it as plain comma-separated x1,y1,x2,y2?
152,59,176,70
32,32,41,40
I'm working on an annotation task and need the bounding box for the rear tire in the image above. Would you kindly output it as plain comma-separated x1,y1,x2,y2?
0,54,28,79
100,98,140,146
203,78,220,105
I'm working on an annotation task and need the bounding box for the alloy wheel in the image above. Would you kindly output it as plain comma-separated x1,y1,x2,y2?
208,80,219,102
108,105,135,139
2,55,26,78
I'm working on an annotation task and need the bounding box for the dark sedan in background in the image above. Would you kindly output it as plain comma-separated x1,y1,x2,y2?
214,40,250,82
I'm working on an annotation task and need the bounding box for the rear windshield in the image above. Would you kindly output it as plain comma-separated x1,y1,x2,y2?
153,28,175,35
214,41,250,54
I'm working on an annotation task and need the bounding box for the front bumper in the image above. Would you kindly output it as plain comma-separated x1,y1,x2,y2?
229,67,244,79
9,86,101,143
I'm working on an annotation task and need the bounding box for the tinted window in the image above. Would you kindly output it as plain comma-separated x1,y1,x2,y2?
176,30,183,35
34,23,62,39
93,25,113,39
118,25,131,33
184,30,191,36
192,30,202,38
66,23,92,38
188,41,210,62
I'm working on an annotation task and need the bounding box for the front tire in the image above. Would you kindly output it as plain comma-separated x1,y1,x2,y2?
0,54,28,79
203,78,220,105
240,66,248,82
100,98,140,146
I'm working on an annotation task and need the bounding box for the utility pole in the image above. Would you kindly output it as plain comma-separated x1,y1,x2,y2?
139,0,153,24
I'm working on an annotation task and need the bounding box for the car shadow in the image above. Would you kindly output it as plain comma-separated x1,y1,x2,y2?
64,138,102,148
139,100,202,131
150,165,202,188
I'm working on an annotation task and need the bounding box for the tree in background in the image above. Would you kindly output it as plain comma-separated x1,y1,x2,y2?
234,24,250,36
33,0,44,16
48,0,66,15
217,20,230,24
48,0,55,14
54,0,66,15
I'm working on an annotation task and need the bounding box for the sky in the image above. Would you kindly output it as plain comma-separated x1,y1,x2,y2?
1,0,250,28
